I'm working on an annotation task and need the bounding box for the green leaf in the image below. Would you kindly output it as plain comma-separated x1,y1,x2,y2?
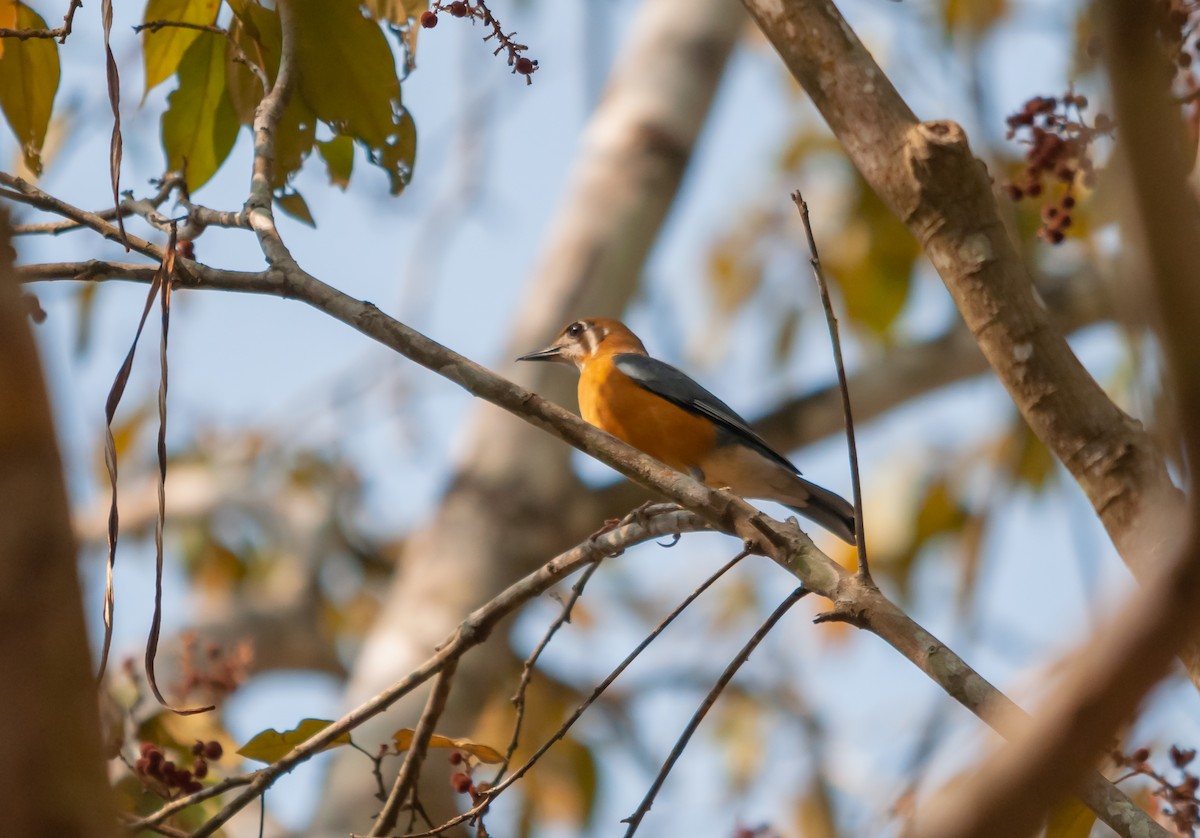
237,718,350,763
373,107,416,195
392,729,504,763
162,32,239,191
141,0,222,96
275,189,315,227
0,2,60,175
293,0,400,147
274,95,316,188
317,136,354,189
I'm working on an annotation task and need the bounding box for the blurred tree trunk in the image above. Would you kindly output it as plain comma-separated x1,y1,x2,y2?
0,214,118,836
311,0,747,832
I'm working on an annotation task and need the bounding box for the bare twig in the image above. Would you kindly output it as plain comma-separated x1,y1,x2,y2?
621,586,809,836
133,20,226,36
245,0,297,268
496,560,603,781
402,545,752,838
790,190,870,580
9,181,1165,838
0,173,166,262
371,662,460,836
0,0,81,43
124,773,257,831
187,508,706,837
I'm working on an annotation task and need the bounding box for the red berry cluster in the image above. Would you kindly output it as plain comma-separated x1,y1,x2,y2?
447,750,491,800
134,740,223,797
1003,92,1109,245
422,1,538,84
1115,745,1200,835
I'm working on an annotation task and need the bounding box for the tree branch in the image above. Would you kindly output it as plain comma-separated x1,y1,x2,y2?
0,211,118,836
188,508,712,837
740,0,1189,672
16,232,1162,836
908,0,1200,832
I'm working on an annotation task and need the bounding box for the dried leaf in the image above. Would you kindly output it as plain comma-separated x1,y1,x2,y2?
161,32,239,191
392,729,504,763
142,226,210,715
238,718,351,763
0,2,60,175
141,0,222,96
99,0,128,247
98,260,166,682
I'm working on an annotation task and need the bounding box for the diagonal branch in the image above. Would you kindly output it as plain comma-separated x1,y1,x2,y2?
909,0,1200,832
15,248,1163,838
9,184,1163,838
186,508,711,838
740,0,1190,677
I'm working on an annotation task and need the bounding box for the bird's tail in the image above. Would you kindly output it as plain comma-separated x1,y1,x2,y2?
779,475,857,546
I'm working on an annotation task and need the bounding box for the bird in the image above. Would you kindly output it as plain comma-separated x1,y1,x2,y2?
517,317,856,544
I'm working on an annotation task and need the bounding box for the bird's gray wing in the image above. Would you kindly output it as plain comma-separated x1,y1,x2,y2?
613,353,799,474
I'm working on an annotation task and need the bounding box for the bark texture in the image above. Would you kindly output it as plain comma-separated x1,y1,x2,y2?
741,0,1190,676
0,216,118,837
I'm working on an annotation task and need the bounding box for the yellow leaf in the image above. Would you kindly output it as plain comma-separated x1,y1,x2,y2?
318,136,354,189
827,176,921,339
943,0,1008,38
293,0,400,147
161,32,239,191
1045,796,1097,838
225,2,281,124
0,2,59,175
0,1,17,59
237,719,351,763
392,729,504,764
141,0,222,96
1009,419,1055,492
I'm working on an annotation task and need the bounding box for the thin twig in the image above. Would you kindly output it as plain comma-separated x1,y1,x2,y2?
398,546,753,838
496,559,603,782
124,772,257,831
245,0,297,268
371,661,460,836
0,0,81,43
186,508,704,838
621,586,810,836
791,190,871,581
133,20,227,36
8,174,1167,838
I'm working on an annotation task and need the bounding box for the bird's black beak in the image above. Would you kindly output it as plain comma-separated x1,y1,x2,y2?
516,344,565,363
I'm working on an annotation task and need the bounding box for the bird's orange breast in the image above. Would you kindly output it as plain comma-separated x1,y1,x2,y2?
578,355,716,475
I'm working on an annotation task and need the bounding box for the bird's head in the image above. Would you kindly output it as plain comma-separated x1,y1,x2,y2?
517,318,647,369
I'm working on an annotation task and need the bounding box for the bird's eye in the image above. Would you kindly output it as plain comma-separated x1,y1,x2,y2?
566,321,585,338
